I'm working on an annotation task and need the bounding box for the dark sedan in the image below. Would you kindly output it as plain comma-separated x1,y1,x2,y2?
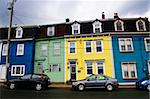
136,76,150,91
7,74,51,91
72,74,118,91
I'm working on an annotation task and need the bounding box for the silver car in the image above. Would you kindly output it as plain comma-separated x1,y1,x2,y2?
72,74,119,91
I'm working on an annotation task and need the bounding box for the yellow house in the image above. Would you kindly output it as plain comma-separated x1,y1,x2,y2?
65,35,115,82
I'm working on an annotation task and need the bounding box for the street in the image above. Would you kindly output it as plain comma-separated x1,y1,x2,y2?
0,86,149,99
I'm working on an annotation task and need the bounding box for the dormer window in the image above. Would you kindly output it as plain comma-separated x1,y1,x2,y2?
16,27,23,38
114,20,124,31
71,22,80,34
136,20,146,31
93,21,102,33
47,26,55,36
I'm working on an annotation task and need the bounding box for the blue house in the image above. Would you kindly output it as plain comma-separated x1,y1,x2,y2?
0,26,37,81
111,17,150,85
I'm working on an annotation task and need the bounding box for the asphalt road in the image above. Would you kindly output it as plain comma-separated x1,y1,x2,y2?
0,86,149,99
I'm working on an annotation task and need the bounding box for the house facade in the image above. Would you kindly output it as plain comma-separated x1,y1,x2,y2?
0,26,36,81
34,24,66,83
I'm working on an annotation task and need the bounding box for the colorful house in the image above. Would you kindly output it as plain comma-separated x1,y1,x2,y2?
64,20,115,82
0,26,36,81
34,24,66,83
111,17,150,85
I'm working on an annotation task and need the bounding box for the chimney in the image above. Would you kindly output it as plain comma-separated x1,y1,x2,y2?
102,12,105,19
114,13,119,18
66,18,70,22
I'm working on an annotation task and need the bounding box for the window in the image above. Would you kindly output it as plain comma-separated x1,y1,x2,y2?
96,61,104,74
50,64,60,72
121,62,137,79
53,42,60,55
148,61,150,75
136,20,146,31
16,27,23,38
16,44,24,55
47,26,55,36
144,38,150,51
41,44,48,56
93,21,102,33
114,20,124,31
2,44,7,56
119,38,134,52
11,65,25,76
95,40,103,53
86,61,93,75
85,41,92,53
69,42,76,54
71,22,80,34
0,42,2,61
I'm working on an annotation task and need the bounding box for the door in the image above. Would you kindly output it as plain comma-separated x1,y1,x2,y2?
0,65,6,81
69,61,77,81
85,75,97,87
96,75,107,88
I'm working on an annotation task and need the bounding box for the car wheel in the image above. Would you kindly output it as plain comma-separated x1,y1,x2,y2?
147,85,150,91
35,84,42,91
10,83,15,90
106,84,113,91
78,84,85,91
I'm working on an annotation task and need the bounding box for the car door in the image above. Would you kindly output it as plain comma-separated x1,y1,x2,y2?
19,74,32,88
96,75,107,88
85,75,97,88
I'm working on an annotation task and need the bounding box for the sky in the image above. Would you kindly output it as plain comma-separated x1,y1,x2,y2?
0,0,150,27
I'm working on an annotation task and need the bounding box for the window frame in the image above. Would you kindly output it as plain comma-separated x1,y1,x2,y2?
93,21,102,33
121,62,137,79
71,22,80,34
86,61,94,76
148,60,150,75
16,27,23,38
96,60,105,75
85,41,92,54
53,42,61,56
41,44,48,57
50,64,60,72
114,20,124,31
11,65,25,76
16,44,24,56
69,42,76,54
47,26,55,36
144,37,150,52
118,38,134,52
95,40,103,53
2,44,7,56
136,20,146,31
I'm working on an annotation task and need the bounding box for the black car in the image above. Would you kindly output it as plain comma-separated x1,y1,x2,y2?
7,74,51,91
136,76,150,91
72,74,118,91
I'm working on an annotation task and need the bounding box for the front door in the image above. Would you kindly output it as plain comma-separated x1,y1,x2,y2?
69,61,77,82
0,65,6,82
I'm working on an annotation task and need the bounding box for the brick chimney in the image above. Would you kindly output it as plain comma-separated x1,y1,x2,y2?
102,12,105,19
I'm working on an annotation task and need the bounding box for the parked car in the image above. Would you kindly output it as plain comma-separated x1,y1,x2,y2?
7,73,51,91
136,76,150,91
72,74,119,91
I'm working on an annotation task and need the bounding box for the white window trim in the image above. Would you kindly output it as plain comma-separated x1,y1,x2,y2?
85,61,94,76
2,44,7,56
11,65,25,76
68,42,76,54
47,26,55,36
148,60,150,75
144,37,150,51
121,62,137,79
85,41,92,54
114,20,124,31
93,21,102,33
96,60,105,75
71,22,80,34
16,44,24,56
118,38,134,52
16,27,23,38
95,40,103,53
53,42,61,56
136,20,146,31
50,64,60,72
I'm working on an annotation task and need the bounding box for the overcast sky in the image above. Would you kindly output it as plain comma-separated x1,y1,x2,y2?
0,0,149,27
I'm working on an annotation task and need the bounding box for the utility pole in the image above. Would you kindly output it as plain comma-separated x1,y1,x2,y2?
6,0,15,82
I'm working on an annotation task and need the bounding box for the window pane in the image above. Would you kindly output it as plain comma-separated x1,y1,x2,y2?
86,61,93,74
86,41,91,53
116,21,122,30
41,44,47,56
69,42,76,53
16,67,20,74
52,64,59,72
130,64,136,77
138,21,144,31
123,64,129,78
54,43,60,55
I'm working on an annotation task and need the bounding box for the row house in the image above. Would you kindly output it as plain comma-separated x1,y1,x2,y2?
0,26,36,81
